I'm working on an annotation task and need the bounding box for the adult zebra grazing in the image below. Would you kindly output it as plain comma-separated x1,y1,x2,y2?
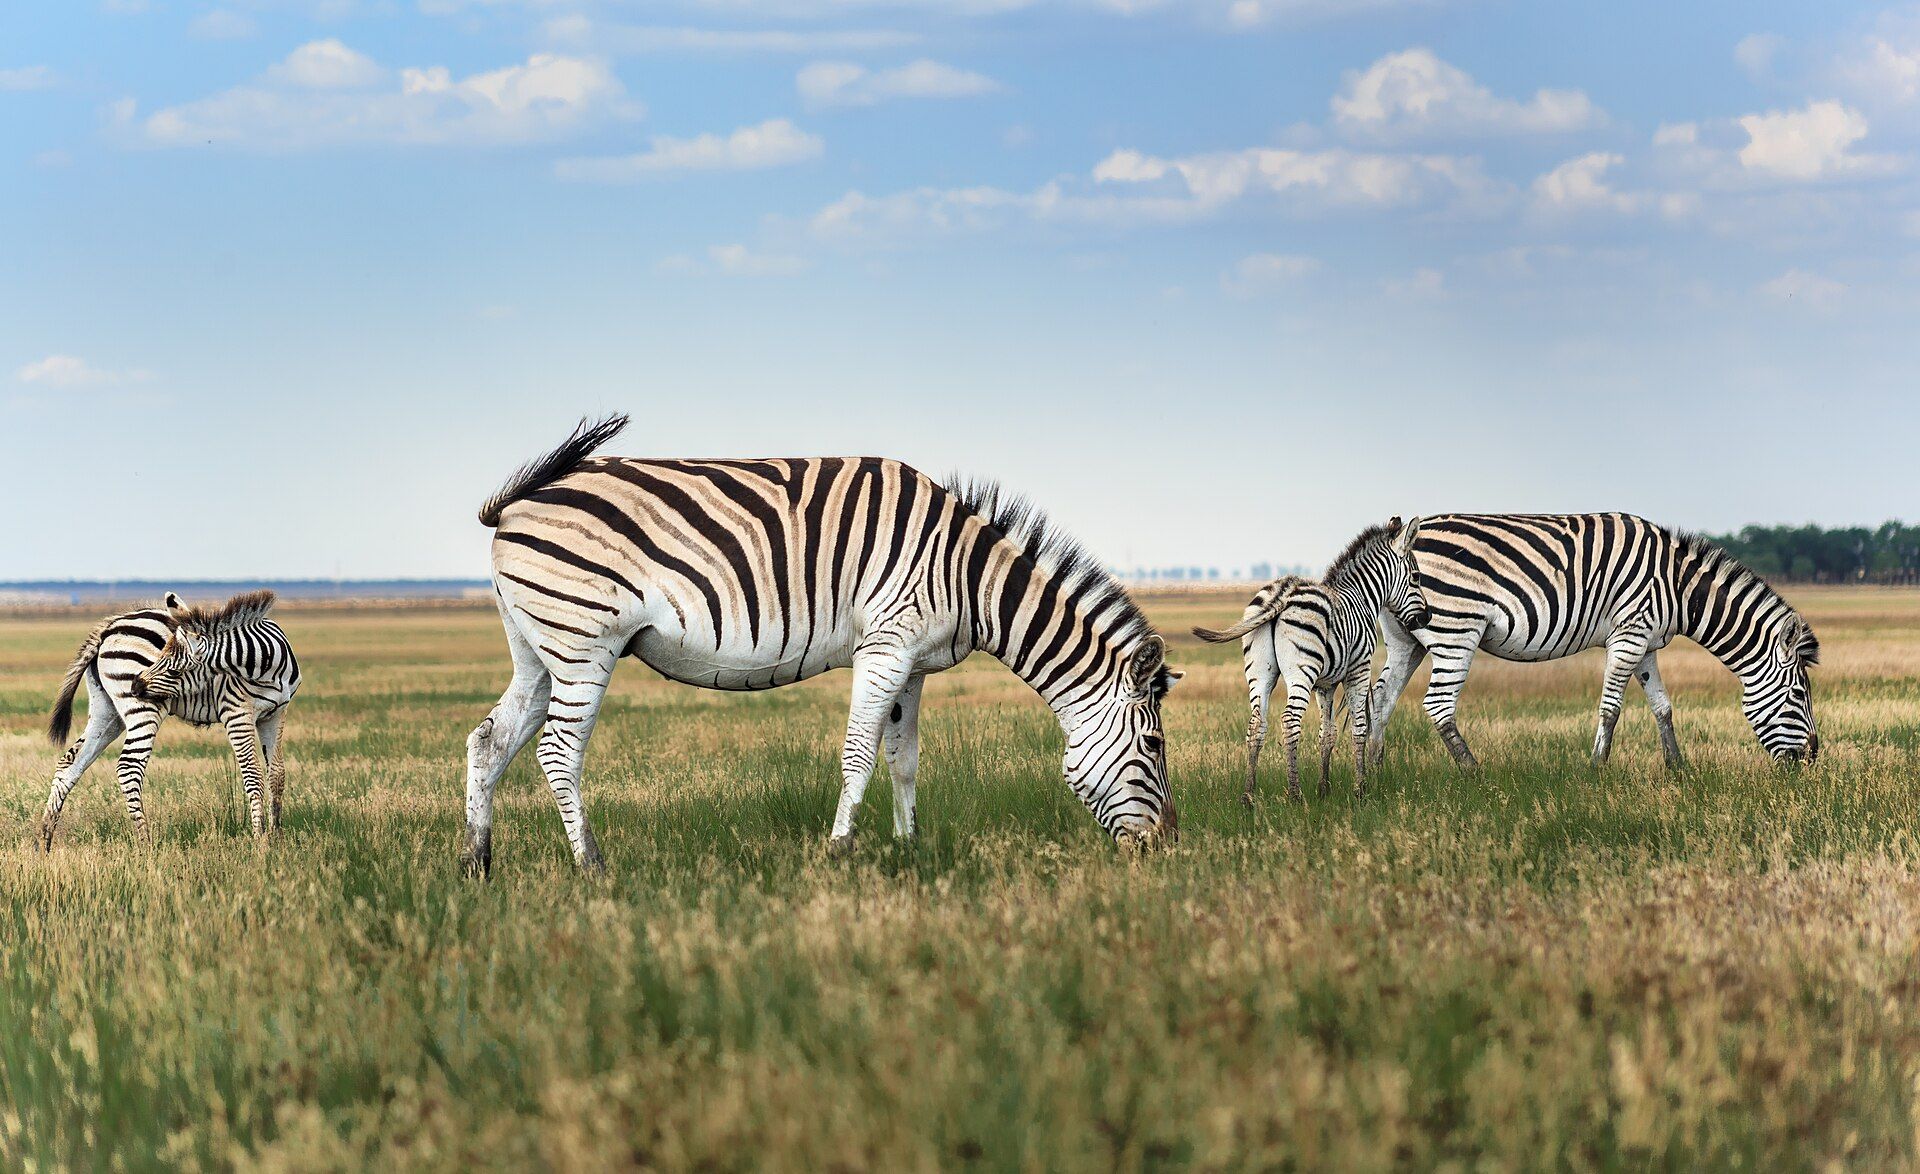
1192,518,1428,804
42,590,301,847
1366,513,1820,769
463,416,1181,875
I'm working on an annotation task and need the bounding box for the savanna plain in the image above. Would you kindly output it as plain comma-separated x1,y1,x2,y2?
1,587,1918,1171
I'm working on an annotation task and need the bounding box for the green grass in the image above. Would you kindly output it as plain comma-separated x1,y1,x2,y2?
0,587,1916,1169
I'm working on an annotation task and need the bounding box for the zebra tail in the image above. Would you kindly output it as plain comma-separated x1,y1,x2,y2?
1192,580,1299,643
478,413,631,527
48,620,109,745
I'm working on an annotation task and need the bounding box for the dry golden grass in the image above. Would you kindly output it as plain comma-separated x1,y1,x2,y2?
0,585,1916,1169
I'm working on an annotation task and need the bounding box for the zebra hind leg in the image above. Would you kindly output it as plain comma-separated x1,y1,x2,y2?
1316,688,1337,799
41,695,124,849
534,650,618,874
1422,643,1480,768
463,645,553,877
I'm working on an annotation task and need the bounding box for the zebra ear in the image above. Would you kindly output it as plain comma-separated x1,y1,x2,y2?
1127,635,1167,697
1393,517,1422,555
165,592,189,620
1791,619,1821,666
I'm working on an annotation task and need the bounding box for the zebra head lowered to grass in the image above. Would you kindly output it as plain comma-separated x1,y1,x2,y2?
1366,513,1821,770
1193,517,1427,805
42,589,300,848
462,415,1182,876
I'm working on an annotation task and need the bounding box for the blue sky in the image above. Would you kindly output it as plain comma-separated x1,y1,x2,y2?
3,0,1918,579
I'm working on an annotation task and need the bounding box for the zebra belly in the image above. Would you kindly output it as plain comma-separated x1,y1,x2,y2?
628,629,853,692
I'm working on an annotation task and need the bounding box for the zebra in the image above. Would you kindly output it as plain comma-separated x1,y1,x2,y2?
1192,518,1428,805
1364,513,1820,770
462,415,1182,875
41,589,301,847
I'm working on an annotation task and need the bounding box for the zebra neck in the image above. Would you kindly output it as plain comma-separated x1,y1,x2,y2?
972,565,1125,728
1327,551,1387,618
1676,555,1789,674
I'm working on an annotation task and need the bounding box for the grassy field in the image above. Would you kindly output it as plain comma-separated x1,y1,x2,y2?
1,586,1918,1170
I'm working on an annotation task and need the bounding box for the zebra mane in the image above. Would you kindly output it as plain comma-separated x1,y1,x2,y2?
1324,519,1401,584
942,475,1154,648
1672,530,1812,653
172,589,278,634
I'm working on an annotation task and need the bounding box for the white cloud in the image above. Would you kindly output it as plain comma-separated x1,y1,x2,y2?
1091,143,1503,214
0,66,57,92
1331,48,1601,139
1842,36,1920,105
1737,99,1881,180
266,39,384,89
1222,252,1319,296
188,9,259,40
1734,33,1785,81
797,59,1000,108
556,118,822,180
1759,268,1846,307
1531,154,1700,220
16,355,150,388
813,139,1503,244
659,244,809,277
543,16,919,55
139,44,629,149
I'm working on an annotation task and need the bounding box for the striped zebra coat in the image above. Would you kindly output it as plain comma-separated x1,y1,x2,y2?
1367,513,1820,769
42,590,300,847
463,416,1181,874
1193,518,1428,804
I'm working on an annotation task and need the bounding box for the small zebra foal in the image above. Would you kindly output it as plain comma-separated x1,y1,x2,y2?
1194,518,1428,804
42,590,301,847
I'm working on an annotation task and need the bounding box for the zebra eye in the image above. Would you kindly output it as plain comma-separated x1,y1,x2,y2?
1142,733,1163,757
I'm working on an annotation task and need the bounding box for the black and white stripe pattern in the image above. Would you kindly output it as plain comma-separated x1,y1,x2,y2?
1366,513,1820,768
1194,518,1427,804
42,589,301,846
463,415,1181,874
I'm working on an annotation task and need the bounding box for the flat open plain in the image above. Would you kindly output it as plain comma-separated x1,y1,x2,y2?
1,586,1917,1169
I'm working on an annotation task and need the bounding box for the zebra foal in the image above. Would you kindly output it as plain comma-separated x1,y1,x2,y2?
42,590,301,846
1194,518,1428,804
463,416,1181,875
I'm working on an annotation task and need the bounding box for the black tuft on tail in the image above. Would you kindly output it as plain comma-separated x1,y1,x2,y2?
48,620,109,746
478,414,630,527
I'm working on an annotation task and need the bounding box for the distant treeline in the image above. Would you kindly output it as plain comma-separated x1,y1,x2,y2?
1708,522,1920,584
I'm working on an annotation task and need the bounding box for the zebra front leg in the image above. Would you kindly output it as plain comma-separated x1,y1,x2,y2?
258,704,288,832
535,654,617,873
1368,619,1426,767
1592,628,1651,767
41,702,124,850
113,704,165,843
222,700,269,837
882,675,925,840
1316,688,1337,799
1635,653,1685,771
1422,643,1480,768
829,648,914,856
1346,667,1372,799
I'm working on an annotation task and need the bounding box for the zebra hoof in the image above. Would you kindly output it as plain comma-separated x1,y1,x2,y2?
827,833,857,859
